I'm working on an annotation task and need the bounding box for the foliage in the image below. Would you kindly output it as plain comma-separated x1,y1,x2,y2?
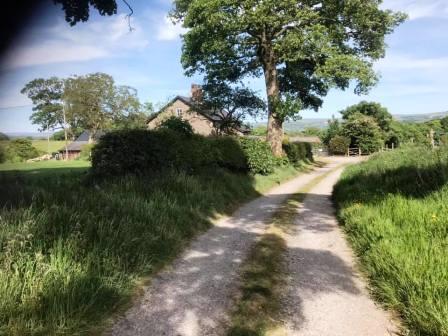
209,137,248,172
173,0,405,152
239,138,278,175
283,142,313,165
301,127,322,137
250,126,267,136
201,81,266,135
321,116,341,146
441,116,448,132
79,144,95,161
21,77,65,133
341,115,384,154
328,136,350,155
340,101,393,132
334,146,448,335
4,138,40,162
63,73,141,140
53,0,117,25
158,116,194,136
0,144,5,163
0,132,9,141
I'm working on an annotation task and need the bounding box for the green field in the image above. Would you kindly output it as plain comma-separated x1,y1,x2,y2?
0,158,310,335
31,140,65,153
334,146,448,335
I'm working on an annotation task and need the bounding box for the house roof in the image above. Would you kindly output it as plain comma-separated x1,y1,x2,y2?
60,130,105,152
289,136,322,144
147,95,230,124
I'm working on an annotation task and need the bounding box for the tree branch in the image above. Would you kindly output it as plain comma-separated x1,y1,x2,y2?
122,0,135,32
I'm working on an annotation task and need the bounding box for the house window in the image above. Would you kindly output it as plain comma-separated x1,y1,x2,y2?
176,108,183,117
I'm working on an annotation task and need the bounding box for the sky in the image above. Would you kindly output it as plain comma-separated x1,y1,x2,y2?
0,0,448,133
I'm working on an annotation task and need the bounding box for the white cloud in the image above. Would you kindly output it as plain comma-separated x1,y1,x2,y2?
376,54,448,71
383,0,448,20
156,16,187,41
1,14,149,69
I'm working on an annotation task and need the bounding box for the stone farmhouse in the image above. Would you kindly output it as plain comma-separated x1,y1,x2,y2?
147,84,249,136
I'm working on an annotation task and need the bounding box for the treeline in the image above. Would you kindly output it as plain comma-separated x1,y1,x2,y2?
21,73,153,143
318,101,448,154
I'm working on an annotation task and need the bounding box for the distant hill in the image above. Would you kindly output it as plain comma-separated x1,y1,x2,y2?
251,111,448,132
393,111,448,123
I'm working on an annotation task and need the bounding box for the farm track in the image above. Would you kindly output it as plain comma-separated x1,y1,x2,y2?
281,163,398,336
108,156,390,336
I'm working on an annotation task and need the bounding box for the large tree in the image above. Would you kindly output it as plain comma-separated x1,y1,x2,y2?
340,101,393,132
172,0,405,155
21,77,65,133
64,73,141,140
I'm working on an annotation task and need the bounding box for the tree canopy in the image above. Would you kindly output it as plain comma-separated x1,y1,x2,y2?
340,101,393,132
172,0,406,155
64,73,141,141
21,77,65,133
341,115,384,154
53,0,118,25
200,82,266,135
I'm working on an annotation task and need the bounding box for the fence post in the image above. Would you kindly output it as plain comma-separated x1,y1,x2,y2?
359,148,361,156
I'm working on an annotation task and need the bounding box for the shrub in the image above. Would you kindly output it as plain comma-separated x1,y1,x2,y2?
0,132,9,141
0,144,5,163
5,138,40,162
91,129,215,177
210,137,248,172
239,138,277,175
329,136,350,155
79,144,95,161
158,116,194,136
341,115,384,154
283,142,313,165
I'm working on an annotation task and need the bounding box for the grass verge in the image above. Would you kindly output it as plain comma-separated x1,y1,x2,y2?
0,161,308,335
333,146,448,335
227,162,340,336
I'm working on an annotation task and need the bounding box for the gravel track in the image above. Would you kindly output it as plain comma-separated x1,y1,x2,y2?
281,161,398,336
107,158,348,336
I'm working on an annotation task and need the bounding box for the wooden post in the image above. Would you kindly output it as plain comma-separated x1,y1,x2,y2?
359,148,361,156
429,128,435,149
63,102,69,161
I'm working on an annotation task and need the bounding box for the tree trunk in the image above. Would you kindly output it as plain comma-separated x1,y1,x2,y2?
262,40,283,157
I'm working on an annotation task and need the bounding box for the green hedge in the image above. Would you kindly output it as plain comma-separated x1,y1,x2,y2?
283,142,313,165
91,130,313,177
239,138,278,175
91,129,216,177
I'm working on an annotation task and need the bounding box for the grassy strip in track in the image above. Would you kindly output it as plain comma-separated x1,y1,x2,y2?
227,163,343,336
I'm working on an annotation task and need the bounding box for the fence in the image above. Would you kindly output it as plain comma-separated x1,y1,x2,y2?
346,148,362,156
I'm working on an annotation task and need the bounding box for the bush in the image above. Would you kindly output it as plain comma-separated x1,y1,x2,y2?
79,144,95,161
0,132,9,141
0,144,5,163
239,138,277,175
329,136,350,155
210,137,248,172
283,142,313,165
5,138,40,162
158,116,194,136
91,129,216,177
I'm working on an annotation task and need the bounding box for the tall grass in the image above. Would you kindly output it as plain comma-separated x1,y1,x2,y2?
333,146,448,335
0,163,304,335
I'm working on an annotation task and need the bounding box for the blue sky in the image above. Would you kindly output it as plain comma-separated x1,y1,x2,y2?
1,0,448,132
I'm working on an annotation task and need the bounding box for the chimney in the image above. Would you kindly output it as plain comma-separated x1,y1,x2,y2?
191,84,203,103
